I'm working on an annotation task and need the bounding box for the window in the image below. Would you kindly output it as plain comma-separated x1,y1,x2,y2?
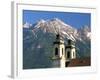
73,52,74,57
62,48,63,55
55,48,58,55
67,51,70,58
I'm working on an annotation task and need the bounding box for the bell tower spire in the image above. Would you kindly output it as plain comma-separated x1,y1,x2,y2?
52,33,66,68
65,39,76,61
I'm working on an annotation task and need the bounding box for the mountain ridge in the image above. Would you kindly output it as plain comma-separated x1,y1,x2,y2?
23,18,90,41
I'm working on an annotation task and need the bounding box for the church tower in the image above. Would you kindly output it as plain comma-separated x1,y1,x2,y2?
65,39,76,62
52,34,66,68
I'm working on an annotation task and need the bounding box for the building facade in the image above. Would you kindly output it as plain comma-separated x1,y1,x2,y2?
52,34,76,68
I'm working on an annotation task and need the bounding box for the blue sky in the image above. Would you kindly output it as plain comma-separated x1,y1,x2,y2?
23,10,91,29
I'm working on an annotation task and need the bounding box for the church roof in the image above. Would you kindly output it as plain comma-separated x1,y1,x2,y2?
66,57,90,67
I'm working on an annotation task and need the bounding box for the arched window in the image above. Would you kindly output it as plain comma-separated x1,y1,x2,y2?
67,51,70,58
73,52,74,57
55,48,58,55
62,48,63,55
73,52,76,58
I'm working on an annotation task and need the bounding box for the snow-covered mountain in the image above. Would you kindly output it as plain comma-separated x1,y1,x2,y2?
23,18,90,42
23,22,32,28
78,25,91,40
23,18,91,69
